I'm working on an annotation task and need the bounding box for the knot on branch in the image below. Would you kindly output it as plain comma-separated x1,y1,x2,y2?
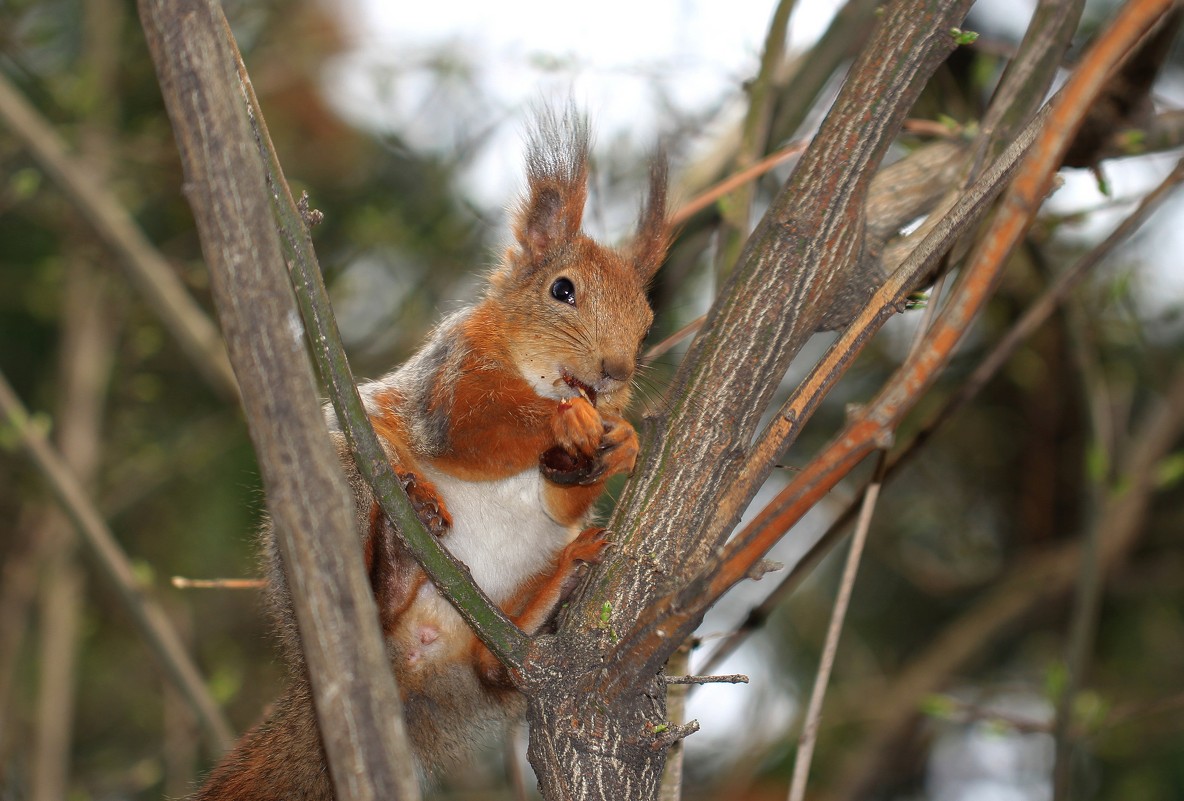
297,191,324,229
748,558,784,581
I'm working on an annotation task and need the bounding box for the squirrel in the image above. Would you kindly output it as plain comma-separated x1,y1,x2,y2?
195,110,669,800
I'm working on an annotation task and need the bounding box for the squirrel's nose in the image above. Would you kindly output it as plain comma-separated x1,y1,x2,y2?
600,357,632,384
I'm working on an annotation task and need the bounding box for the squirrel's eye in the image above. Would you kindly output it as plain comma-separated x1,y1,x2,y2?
550,277,576,306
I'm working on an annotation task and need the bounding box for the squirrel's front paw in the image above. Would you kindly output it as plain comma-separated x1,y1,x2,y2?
597,411,639,478
395,468,452,536
551,395,602,457
540,409,639,486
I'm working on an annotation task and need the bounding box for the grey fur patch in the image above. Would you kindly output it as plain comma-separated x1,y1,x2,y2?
401,311,468,455
328,308,473,458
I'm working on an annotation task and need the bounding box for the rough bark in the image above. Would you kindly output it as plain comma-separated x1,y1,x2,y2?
138,2,418,799
526,0,976,796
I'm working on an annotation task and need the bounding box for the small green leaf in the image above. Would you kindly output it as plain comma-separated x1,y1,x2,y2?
652,722,668,734
599,601,612,625
1093,169,1112,197
905,291,929,310
950,28,979,45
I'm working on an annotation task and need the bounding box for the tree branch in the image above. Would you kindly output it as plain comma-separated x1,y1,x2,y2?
137,2,419,797
690,0,1175,636
612,97,1046,689
585,0,977,704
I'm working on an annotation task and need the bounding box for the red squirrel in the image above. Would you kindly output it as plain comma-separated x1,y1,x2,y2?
195,111,668,799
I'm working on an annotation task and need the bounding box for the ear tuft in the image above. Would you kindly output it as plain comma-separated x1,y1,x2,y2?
513,107,590,266
630,150,669,282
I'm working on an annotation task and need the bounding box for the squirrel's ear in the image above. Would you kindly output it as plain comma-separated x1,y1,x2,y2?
630,152,669,282
513,110,590,266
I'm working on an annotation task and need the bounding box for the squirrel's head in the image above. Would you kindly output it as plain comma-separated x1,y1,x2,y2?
488,109,668,412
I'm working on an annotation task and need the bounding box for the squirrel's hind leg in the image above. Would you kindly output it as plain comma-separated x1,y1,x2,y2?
363,462,453,637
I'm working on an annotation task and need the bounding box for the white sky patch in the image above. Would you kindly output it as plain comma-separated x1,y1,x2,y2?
325,0,840,210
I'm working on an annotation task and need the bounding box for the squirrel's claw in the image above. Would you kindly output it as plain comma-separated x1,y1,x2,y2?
396,467,453,536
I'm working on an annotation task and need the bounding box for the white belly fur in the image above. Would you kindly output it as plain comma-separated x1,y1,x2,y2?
419,465,577,604
391,467,578,684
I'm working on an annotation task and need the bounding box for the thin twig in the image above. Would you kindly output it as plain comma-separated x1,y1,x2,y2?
649,720,700,752
671,141,809,227
787,454,886,801
663,673,749,686
32,7,124,794
171,577,266,590
642,315,705,365
769,0,882,144
714,0,797,277
32,248,117,801
787,260,947,801
0,370,235,754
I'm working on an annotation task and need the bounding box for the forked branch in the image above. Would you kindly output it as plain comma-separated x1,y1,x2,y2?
700,0,1177,648
605,0,1178,699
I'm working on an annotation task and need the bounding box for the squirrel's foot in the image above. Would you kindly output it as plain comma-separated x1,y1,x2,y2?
541,409,638,486
395,468,452,536
554,527,610,601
